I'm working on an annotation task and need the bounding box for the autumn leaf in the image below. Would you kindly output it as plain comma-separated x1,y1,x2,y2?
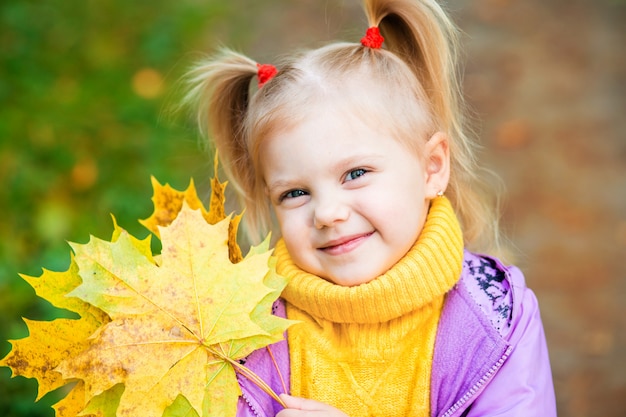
0,256,110,403
56,204,291,417
71,383,124,417
140,155,243,263
2,162,290,417
0,217,152,416
53,382,123,417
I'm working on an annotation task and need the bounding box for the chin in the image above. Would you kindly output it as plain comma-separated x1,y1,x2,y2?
324,269,382,287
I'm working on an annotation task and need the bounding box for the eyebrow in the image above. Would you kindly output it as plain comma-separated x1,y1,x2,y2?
265,179,296,192
333,153,385,171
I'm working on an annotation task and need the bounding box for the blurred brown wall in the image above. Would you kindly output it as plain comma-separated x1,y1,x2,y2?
234,1,626,415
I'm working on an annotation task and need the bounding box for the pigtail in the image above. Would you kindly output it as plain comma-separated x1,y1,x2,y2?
183,49,276,243
363,0,501,252
364,0,458,127
184,49,257,194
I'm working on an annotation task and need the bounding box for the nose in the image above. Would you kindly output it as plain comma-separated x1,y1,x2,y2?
313,195,350,229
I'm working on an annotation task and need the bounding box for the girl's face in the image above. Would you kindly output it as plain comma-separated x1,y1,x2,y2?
261,104,448,287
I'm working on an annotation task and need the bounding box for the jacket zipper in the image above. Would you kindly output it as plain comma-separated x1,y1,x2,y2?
441,345,513,417
240,391,263,417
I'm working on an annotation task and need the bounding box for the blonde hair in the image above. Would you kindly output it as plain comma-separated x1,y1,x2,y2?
183,0,501,253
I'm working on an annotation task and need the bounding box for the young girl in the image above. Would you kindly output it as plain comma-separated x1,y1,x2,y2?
185,0,556,416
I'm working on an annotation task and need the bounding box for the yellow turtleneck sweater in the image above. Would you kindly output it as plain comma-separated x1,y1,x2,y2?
275,196,464,417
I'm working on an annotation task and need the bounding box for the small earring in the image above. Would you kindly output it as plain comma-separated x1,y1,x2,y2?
436,190,444,197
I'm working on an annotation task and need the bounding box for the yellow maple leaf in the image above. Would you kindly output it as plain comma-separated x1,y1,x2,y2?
2,161,289,417
53,381,123,417
0,257,109,402
56,204,291,417
0,217,152,416
140,156,243,263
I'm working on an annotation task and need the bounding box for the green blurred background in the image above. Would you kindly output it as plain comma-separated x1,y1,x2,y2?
1,1,625,416
0,1,254,414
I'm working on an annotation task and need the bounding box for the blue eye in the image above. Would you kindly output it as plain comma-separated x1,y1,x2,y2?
345,169,366,181
282,189,307,200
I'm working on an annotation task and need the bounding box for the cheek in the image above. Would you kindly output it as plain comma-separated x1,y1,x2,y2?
274,209,305,245
364,184,428,236
366,183,423,218
279,218,313,269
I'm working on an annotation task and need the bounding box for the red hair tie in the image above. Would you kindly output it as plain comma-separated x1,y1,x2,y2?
361,26,384,49
257,63,278,88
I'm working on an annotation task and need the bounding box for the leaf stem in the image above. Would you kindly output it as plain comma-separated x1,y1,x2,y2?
266,346,287,395
207,346,286,408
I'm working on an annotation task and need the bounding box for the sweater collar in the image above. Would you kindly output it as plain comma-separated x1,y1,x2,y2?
276,196,464,324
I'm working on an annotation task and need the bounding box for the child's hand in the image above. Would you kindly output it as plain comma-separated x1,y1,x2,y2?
276,394,349,417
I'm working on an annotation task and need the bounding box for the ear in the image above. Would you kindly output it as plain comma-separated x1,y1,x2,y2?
423,131,450,199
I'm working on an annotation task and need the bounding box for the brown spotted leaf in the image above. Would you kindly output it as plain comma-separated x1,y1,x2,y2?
0,256,109,404
56,203,291,417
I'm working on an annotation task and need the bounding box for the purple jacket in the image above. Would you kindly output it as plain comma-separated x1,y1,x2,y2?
236,251,557,416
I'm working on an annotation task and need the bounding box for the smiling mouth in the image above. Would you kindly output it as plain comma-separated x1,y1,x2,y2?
319,232,374,255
